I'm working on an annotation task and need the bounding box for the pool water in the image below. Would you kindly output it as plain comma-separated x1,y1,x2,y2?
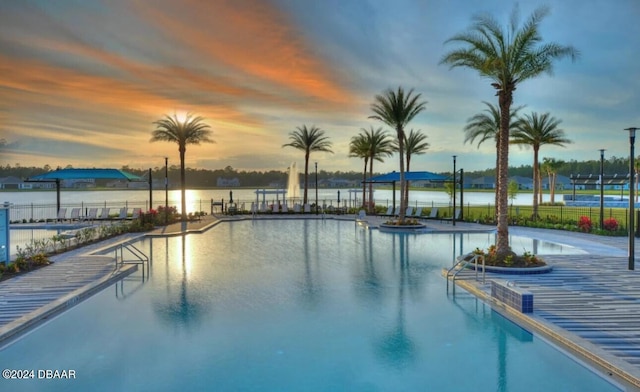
0,219,619,391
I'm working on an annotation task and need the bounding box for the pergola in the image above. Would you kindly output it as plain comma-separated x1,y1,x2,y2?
26,168,144,212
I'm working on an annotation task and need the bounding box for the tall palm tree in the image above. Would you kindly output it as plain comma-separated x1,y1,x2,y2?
441,5,578,257
151,113,213,222
370,87,427,223
399,129,429,208
464,102,524,216
541,157,564,204
282,125,333,205
349,134,370,209
512,112,571,217
364,127,395,213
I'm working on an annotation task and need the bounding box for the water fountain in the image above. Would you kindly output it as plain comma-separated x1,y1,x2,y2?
287,162,300,203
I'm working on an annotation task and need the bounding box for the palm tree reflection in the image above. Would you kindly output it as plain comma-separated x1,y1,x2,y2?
154,234,209,332
376,233,417,368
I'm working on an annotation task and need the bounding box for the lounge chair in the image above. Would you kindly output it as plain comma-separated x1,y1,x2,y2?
303,204,311,213
382,206,393,216
405,207,414,217
357,210,366,221
117,207,128,220
98,208,110,220
69,208,81,222
293,204,301,213
131,208,142,220
272,203,279,213
440,209,461,223
392,207,400,217
84,207,98,222
423,207,439,220
56,208,67,222
411,207,423,218
282,203,288,213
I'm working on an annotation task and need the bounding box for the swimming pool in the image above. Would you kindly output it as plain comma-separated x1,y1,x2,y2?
0,219,620,391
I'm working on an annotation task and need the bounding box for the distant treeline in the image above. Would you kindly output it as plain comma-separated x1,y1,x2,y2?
0,156,633,188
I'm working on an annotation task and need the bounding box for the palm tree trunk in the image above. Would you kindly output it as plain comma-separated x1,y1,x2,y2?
494,141,499,220
532,148,539,218
362,158,368,209
368,158,374,213
405,157,411,210
496,94,512,257
397,127,406,223
303,152,309,205
179,146,186,222
550,172,556,203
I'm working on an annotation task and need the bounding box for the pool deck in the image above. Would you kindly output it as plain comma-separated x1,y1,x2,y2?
4,213,640,389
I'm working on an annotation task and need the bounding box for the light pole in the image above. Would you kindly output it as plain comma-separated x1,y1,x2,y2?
164,157,169,225
625,127,637,270
315,162,318,215
599,149,605,230
452,155,457,226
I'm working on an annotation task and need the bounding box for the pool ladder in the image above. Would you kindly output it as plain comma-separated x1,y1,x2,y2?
114,243,150,278
446,253,485,294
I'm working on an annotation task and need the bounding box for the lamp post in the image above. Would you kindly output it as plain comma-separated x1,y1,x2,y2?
599,149,605,230
452,155,457,226
625,127,637,270
315,162,318,215
164,157,169,225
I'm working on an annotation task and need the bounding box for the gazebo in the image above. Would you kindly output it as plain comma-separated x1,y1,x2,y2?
26,168,144,212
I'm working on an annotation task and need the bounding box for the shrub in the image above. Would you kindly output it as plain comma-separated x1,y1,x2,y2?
603,218,619,232
578,216,592,232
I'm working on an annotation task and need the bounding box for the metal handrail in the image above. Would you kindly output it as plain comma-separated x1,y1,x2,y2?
446,253,485,294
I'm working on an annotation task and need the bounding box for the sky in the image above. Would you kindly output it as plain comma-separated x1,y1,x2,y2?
1,0,639,174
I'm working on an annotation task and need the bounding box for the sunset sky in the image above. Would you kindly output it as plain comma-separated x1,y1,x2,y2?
1,0,639,174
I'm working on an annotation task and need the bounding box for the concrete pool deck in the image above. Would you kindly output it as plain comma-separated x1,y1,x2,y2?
3,213,640,389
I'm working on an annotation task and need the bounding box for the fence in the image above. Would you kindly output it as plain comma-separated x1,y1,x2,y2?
6,197,634,230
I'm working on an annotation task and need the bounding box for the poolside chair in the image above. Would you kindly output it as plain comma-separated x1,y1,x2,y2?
423,207,439,220
272,203,279,213
411,207,423,218
357,210,366,221
84,207,98,222
440,209,461,223
303,204,311,213
98,208,110,220
131,208,142,220
393,206,400,217
293,204,301,213
382,206,393,216
56,208,67,222
69,208,81,222
405,207,414,217
117,207,128,220
282,203,288,213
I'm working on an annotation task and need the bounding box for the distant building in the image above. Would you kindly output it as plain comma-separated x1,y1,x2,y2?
471,176,496,189
322,178,358,188
217,177,240,187
509,176,533,190
0,176,27,189
62,178,95,188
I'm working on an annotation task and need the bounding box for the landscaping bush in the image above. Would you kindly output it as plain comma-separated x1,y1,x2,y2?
578,216,592,232
603,217,619,232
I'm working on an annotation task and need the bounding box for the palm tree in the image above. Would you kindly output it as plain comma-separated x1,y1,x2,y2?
399,129,429,208
511,112,571,218
364,127,395,213
349,134,370,209
282,125,333,205
349,127,395,213
463,101,524,216
441,5,578,257
541,157,564,203
370,87,427,223
151,113,213,222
